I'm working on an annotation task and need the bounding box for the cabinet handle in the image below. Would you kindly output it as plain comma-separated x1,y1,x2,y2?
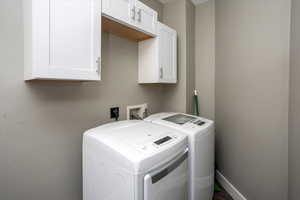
137,9,142,22
131,6,136,20
160,67,163,79
96,57,101,76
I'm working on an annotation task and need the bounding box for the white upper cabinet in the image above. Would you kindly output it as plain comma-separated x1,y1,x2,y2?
131,1,157,36
159,23,177,83
102,0,157,37
139,22,177,84
24,0,102,81
102,0,134,26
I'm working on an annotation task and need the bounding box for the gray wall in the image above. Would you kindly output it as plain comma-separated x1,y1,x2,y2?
215,0,290,199
186,0,196,114
195,0,215,120
289,0,300,199
161,0,195,114
161,0,187,113
0,1,163,200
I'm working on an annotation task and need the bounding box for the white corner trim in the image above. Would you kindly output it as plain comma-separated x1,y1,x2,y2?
216,171,248,200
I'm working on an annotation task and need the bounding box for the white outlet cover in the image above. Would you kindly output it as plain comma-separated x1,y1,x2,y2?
127,104,148,120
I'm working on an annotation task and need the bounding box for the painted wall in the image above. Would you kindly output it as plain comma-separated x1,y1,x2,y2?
195,0,215,120
161,0,195,114
215,0,290,199
161,0,187,113
186,0,196,114
289,0,300,199
0,1,163,200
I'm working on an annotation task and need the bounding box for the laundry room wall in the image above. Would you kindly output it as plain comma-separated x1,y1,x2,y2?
0,1,164,200
161,0,195,114
215,0,290,199
194,0,215,120
186,0,196,114
160,0,187,113
289,0,300,199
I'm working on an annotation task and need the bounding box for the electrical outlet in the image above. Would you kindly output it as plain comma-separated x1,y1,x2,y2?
110,107,119,121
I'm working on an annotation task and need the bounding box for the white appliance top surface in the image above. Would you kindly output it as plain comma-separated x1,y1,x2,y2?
145,113,214,135
84,120,187,171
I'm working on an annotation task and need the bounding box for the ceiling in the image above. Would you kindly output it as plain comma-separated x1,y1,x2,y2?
158,0,209,5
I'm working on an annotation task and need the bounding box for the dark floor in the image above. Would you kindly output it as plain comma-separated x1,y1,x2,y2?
213,183,233,200
213,191,233,200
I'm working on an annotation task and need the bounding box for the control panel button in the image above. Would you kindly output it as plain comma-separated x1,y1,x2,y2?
194,120,206,126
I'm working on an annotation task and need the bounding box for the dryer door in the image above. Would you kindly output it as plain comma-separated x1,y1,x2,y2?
144,149,188,200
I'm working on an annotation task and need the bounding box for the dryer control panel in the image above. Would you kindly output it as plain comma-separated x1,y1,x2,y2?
163,114,206,126
138,132,182,153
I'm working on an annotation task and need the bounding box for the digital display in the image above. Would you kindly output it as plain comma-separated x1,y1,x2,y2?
194,120,206,126
154,136,172,145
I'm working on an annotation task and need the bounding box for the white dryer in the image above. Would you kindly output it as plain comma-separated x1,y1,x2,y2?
145,113,215,200
83,120,189,200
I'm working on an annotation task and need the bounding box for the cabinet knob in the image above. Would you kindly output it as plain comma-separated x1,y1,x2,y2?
137,9,142,22
131,6,136,20
160,67,163,79
96,57,101,76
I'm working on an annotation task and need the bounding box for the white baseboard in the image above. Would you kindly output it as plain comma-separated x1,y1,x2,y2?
216,170,247,200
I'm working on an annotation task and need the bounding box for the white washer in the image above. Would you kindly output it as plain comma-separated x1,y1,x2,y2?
83,120,189,200
145,113,215,200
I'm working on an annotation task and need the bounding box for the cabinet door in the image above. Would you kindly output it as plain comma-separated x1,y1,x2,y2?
33,0,101,80
102,0,134,26
159,23,177,83
133,1,158,36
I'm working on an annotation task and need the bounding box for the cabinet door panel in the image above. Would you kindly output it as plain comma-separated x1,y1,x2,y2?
159,23,177,83
102,0,133,26
50,0,92,69
134,1,157,35
34,0,101,80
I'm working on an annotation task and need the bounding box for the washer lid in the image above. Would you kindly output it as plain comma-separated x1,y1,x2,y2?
84,121,187,174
